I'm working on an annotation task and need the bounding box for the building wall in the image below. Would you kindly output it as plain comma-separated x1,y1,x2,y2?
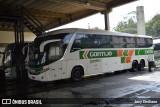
0,31,36,51
0,31,36,43
0,47,5,52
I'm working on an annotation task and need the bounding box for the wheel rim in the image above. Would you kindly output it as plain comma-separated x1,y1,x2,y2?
74,70,81,79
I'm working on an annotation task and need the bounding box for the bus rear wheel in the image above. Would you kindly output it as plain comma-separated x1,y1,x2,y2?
130,61,138,72
138,60,145,70
71,67,83,81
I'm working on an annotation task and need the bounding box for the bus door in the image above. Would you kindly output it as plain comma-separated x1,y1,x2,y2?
47,41,62,80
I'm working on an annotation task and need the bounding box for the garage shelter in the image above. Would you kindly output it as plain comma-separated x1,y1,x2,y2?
0,0,137,82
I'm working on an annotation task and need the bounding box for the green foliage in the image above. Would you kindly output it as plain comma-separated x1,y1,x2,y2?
113,11,137,34
114,13,160,37
146,14,160,37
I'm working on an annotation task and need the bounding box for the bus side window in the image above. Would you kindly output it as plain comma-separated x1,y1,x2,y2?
154,44,160,50
63,33,73,53
136,37,146,48
106,35,112,48
111,36,125,48
154,45,157,50
111,36,119,48
71,33,85,52
119,36,126,48
126,37,136,48
88,34,112,48
146,38,153,47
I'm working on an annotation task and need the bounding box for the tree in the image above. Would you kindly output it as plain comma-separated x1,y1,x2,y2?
113,11,137,34
146,14,160,37
114,12,160,37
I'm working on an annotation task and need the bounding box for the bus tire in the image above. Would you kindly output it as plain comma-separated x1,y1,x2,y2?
148,61,155,72
138,60,145,70
130,61,138,72
71,67,83,81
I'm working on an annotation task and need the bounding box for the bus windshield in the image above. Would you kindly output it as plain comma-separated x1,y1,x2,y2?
3,44,15,67
29,33,73,67
29,42,49,68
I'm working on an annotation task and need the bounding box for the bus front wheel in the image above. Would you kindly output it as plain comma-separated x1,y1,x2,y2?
71,67,83,81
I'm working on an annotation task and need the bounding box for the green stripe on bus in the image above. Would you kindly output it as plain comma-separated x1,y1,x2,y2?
79,49,154,59
79,51,85,59
31,67,43,72
135,49,154,55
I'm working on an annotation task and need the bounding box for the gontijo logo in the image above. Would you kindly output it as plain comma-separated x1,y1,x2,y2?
79,50,117,59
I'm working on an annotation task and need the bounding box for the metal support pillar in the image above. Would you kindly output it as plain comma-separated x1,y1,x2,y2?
14,20,20,82
104,12,110,30
19,18,28,83
0,52,5,87
14,18,27,83
14,21,18,43
0,68,5,89
103,8,112,31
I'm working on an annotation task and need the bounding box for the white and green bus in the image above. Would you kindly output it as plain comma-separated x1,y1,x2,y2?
28,28,154,82
153,39,160,59
3,42,31,78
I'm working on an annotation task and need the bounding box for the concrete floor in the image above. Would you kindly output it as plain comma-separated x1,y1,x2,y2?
20,68,160,107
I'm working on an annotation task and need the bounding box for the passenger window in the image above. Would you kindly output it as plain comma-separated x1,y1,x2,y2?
71,33,86,52
136,37,146,48
111,36,119,48
63,33,73,53
119,36,126,48
63,34,72,44
154,44,160,50
145,38,153,47
111,36,125,48
72,33,151,50
126,37,136,48
105,35,112,48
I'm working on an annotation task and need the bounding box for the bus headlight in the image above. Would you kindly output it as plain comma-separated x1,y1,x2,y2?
4,60,10,67
29,67,49,75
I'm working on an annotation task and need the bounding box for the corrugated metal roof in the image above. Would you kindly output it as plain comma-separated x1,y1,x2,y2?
0,0,137,32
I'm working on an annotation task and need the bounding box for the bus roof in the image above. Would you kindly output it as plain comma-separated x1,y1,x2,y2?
39,28,152,39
